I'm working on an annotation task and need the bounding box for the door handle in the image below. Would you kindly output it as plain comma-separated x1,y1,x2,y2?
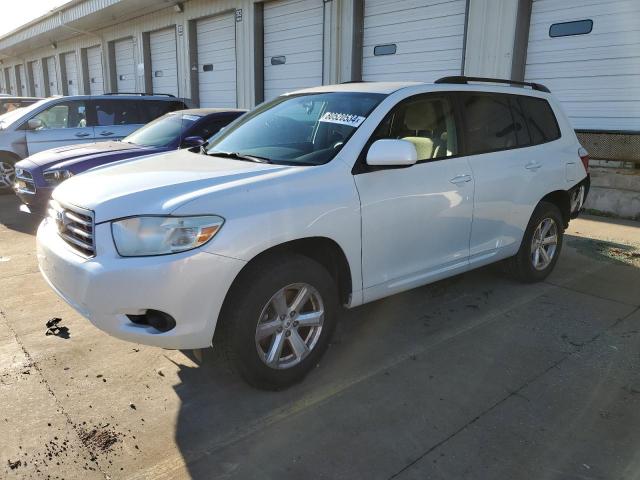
75,132,91,137
525,161,542,171
450,174,472,185
99,131,114,136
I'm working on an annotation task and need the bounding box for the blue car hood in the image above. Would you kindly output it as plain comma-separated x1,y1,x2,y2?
25,141,159,168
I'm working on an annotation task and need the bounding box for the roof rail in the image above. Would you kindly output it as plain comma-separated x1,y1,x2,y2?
103,92,176,98
434,76,551,93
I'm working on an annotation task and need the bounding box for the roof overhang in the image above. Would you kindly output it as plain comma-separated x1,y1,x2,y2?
0,0,178,60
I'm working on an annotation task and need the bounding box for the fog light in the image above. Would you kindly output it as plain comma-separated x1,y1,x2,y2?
126,310,176,333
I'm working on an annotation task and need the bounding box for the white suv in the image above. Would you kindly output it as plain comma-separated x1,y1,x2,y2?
36,77,590,389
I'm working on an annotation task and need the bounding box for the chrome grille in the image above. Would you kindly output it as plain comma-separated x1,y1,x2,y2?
48,201,95,257
14,168,36,194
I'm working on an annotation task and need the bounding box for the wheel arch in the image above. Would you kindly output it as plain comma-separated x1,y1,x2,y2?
539,190,571,228
224,236,354,308
0,150,20,162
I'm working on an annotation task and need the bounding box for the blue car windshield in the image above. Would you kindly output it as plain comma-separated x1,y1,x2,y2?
206,92,386,166
124,113,200,147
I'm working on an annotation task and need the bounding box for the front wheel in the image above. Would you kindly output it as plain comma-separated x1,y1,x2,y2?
504,201,564,283
0,156,17,194
217,253,338,390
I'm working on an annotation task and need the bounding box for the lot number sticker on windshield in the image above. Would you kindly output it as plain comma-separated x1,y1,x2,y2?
319,112,366,127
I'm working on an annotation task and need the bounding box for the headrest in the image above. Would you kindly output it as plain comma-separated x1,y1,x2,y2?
404,100,437,131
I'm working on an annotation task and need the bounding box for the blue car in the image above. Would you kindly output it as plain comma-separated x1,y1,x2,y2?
13,108,246,215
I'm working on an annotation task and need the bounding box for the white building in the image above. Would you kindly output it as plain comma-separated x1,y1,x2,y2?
0,0,638,165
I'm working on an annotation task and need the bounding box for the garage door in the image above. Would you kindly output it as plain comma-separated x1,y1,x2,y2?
196,14,237,107
114,38,136,92
29,60,44,97
362,0,466,82
63,52,79,96
16,64,26,96
263,0,324,101
86,45,104,95
45,57,59,96
525,0,640,131
149,28,179,97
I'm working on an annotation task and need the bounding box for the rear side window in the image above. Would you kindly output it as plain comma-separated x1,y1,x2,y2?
93,100,141,126
509,97,531,147
137,100,184,123
462,94,517,154
518,96,560,145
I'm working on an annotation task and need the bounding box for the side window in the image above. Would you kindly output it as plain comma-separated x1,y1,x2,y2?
138,101,179,123
462,94,517,155
31,101,88,130
190,120,225,140
372,95,458,161
94,100,141,126
509,97,531,147
519,97,561,145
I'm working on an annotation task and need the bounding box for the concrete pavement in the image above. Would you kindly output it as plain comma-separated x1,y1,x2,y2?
1,193,639,479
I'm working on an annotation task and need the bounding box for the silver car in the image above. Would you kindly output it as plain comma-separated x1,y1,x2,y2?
0,94,187,191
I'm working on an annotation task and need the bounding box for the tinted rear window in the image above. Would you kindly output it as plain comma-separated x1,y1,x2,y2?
93,99,141,126
462,94,517,154
138,100,185,123
518,96,560,145
461,93,560,155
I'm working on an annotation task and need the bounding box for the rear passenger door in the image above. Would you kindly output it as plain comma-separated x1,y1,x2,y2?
460,92,562,261
92,99,143,141
25,100,94,154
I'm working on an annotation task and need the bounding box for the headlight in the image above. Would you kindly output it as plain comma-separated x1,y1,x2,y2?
43,169,74,185
111,215,224,257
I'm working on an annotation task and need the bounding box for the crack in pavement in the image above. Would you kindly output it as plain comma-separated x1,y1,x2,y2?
0,309,110,479
387,304,640,479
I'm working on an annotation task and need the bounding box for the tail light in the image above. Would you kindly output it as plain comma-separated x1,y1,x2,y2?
578,147,589,173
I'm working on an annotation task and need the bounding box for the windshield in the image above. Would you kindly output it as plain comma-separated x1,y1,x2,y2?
124,113,200,147
206,92,385,166
0,99,49,127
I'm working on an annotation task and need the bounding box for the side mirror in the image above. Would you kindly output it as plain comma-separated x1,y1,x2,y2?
182,136,205,148
27,118,43,130
366,139,418,166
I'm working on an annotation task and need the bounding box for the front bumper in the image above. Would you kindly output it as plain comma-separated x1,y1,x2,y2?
36,217,246,349
14,184,52,216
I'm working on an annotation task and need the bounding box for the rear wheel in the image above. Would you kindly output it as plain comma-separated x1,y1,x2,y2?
0,155,17,194
217,253,338,390
504,201,564,283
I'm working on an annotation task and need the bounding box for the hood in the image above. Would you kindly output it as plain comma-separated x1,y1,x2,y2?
26,141,150,167
53,149,293,223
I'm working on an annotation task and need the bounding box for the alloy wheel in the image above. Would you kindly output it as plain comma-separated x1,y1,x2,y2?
0,160,15,190
255,283,324,370
531,217,558,270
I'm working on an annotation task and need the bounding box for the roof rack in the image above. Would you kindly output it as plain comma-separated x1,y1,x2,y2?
103,92,176,97
434,76,550,93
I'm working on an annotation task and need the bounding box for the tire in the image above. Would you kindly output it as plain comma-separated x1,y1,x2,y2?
504,201,564,283
0,155,17,194
216,253,338,390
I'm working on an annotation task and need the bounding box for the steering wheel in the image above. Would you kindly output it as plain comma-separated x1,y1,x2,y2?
332,141,344,150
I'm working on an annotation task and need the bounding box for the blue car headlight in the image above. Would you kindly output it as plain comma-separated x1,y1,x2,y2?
43,169,74,186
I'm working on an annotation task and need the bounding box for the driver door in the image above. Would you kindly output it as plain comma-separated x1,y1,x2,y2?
354,94,475,301
26,100,94,155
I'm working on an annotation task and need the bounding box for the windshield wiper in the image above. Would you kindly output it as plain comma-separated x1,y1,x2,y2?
207,151,272,164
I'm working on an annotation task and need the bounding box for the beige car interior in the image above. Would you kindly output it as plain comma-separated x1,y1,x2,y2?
399,99,457,160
